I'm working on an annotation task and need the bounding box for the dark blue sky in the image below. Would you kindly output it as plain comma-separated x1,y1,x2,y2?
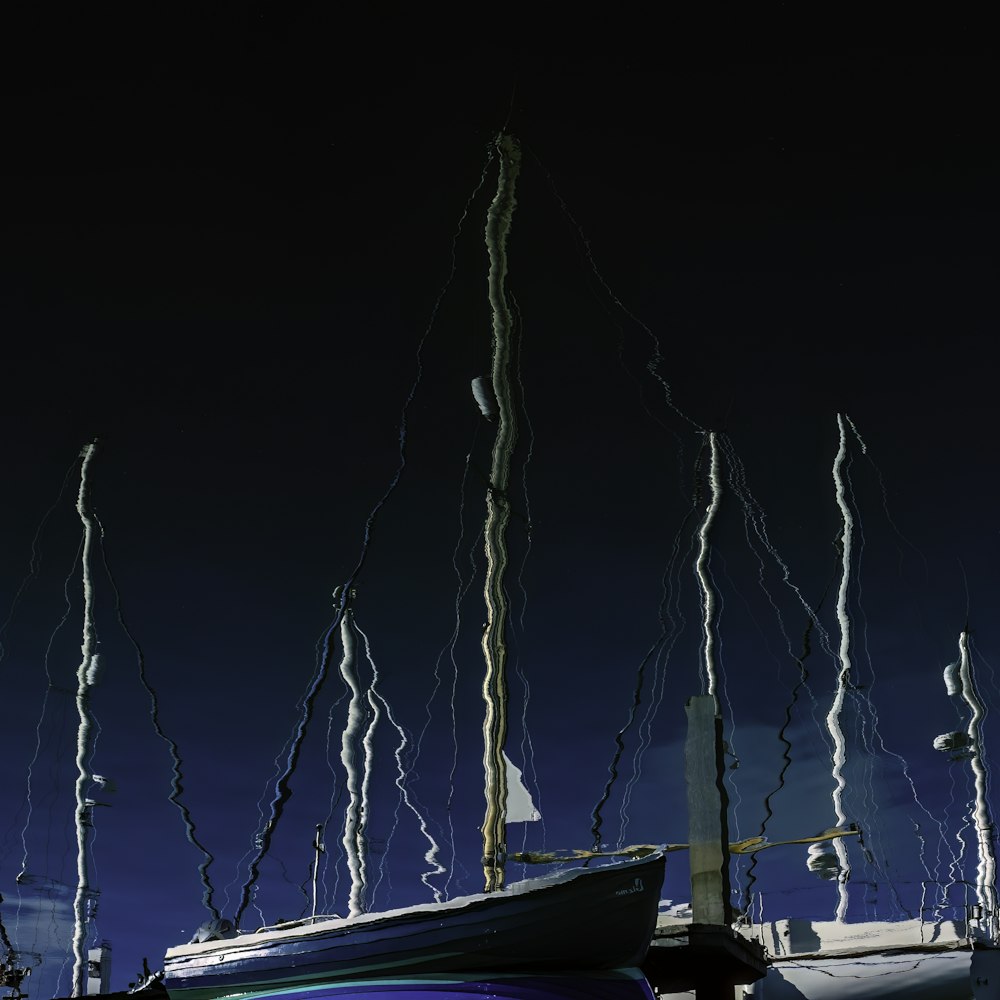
2,15,999,995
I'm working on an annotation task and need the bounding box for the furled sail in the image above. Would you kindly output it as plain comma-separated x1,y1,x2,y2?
471,376,498,420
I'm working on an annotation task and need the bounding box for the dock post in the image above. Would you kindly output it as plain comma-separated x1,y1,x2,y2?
685,694,732,928
642,695,767,997
686,694,740,1000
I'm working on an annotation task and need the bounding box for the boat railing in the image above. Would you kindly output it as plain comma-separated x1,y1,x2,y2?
253,914,343,934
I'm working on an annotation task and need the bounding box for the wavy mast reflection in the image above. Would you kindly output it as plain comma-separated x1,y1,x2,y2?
70,442,99,999
936,632,998,942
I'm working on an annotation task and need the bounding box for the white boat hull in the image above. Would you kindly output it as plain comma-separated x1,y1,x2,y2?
737,916,1000,999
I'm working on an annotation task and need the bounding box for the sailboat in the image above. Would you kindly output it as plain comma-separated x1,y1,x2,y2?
160,134,666,1000
728,629,1000,1000
736,914,999,1000
161,853,664,1000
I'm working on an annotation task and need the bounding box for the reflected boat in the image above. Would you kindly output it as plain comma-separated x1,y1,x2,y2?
738,916,998,1000
162,853,664,1000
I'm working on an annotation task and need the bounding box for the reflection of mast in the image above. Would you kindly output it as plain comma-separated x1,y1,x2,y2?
823,414,852,921
481,133,521,893
310,824,325,923
338,610,367,917
936,631,997,941
694,432,722,698
72,442,99,997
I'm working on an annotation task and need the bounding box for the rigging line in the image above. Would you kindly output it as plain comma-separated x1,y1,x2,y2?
445,525,486,900
353,618,443,906
25,681,74,938
2,482,82,876
704,553,744,893
224,716,298,916
521,150,719,852
500,290,540,864
0,457,77,667
95,519,219,919
590,633,669,853
239,604,347,900
232,620,337,927
319,691,349,915
740,608,822,922
604,440,708,849
967,635,1000,771
13,536,83,885
707,556,752,906
713,436,856,901
939,760,963,915
845,414,930,583
508,291,535,638
612,498,703,850
445,521,488,900
616,646,674,852
616,612,681,850
224,745,284,910
717,434,834,653
499,576,526,869
407,451,477,901
84,714,105,902
848,417,943,917
839,449,887,897
337,132,500,605
859,685,945,914
270,852,310,919
717,438,838,748
524,142,704,435
233,141,497,927
841,459,909,922
843,414,943,913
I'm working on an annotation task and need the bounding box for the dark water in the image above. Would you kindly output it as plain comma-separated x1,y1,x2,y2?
3,50,998,998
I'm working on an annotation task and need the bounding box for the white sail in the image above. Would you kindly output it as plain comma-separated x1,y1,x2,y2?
504,752,540,823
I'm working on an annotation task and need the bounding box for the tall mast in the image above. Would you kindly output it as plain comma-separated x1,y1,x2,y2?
955,632,997,941
480,134,521,893
71,442,99,997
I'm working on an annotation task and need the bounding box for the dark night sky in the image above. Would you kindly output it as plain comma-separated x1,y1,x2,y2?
2,12,999,995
